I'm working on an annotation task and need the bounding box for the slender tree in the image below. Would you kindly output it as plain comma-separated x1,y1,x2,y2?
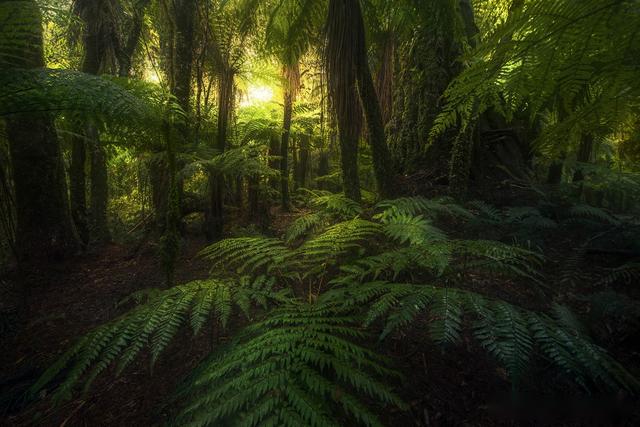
73,0,120,243
279,63,300,210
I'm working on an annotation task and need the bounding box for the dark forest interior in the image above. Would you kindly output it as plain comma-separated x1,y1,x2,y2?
1,0,640,425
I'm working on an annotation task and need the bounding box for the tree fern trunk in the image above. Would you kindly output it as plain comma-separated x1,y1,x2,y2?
2,0,78,264
69,131,88,245
448,126,476,197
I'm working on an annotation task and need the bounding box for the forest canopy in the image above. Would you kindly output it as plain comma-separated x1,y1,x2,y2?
1,0,640,425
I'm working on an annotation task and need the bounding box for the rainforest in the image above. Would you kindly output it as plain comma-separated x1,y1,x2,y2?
1,0,640,425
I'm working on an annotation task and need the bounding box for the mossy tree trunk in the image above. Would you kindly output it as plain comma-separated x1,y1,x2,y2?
1,0,78,265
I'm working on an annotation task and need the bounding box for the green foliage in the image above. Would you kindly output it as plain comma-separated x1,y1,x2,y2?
375,196,473,222
33,195,640,423
284,212,326,244
327,281,640,392
595,262,640,287
174,300,406,427
380,212,447,246
311,192,364,219
433,0,640,156
199,237,296,276
0,69,154,123
203,145,279,179
31,277,276,403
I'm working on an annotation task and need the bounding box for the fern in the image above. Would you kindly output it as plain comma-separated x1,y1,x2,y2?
199,237,296,276
297,219,382,273
284,212,326,244
311,192,363,219
327,282,640,392
173,300,406,427
381,212,447,246
595,262,640,286
566,205,621,226
451,240,544,282
31,277,276,402
375,196,473,222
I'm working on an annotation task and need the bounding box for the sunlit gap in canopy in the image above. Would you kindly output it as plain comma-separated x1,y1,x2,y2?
240,85,274,107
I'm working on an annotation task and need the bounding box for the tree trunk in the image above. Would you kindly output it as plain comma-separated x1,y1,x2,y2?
573,134,593,182
326,0,362,202
280,64,298,210
117,0,150,77
1,0,78,264
75,0,119,244
89,124,110,242
356,52,393,198
269,134,280,189
205,68,233,241
69,130,88,244
297,134,310,189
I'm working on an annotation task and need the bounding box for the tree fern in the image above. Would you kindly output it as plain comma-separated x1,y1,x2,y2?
595,262,640,286
297,219,382,273
199,237,296,276
31,277,276,402
284,212,327,244
173,300,406,427
310,191,364,219
326,281,640,392
375,196,473,222
380,212,447,246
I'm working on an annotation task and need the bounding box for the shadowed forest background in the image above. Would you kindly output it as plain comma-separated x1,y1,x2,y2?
1,0,640,425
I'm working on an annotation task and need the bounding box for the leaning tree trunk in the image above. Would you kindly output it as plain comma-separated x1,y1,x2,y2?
356,55,393,198
1,0,78,264
351,0,393,199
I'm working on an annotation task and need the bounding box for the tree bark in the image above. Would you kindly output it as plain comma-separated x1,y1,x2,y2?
69,129,88,244
205,68,234,241
1,0,79,264
280,64,298,210
117,0,150,77
357,54,393,198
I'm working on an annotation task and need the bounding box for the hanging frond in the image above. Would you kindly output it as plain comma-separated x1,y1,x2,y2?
199,237,297,276
31,277,277,403
173,300,406,427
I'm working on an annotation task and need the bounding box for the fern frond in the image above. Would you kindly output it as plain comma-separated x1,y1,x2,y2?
284,212,327,244
174,301,406,427
298,219,382,273
311,192,363,219
566,205,621,226
199,237,296,276
451,240,544,282
31,278,272,402
375,196,473,222
381,212,447,246
331,282,639,392
596,262,640,286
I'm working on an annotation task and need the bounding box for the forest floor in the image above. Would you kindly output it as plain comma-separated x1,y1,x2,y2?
1,213,639,426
